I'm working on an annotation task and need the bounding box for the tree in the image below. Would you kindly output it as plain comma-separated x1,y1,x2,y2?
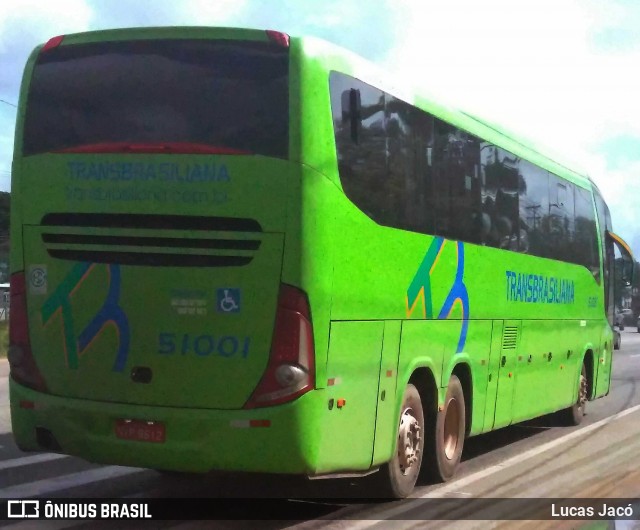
0,191,9,283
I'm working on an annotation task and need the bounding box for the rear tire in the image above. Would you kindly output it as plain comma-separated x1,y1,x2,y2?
423,375,465,482
559,364,587,426
374,384,424,498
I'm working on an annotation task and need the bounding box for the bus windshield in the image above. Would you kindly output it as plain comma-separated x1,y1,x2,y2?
23,39,289,158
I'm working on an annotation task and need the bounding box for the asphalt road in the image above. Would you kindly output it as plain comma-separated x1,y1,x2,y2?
2,329,640,529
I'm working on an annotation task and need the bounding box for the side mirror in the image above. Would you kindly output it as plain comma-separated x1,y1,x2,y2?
341,88,362,143
621,260,634,286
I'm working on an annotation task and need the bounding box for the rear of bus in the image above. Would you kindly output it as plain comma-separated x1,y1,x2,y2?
8,27,322,474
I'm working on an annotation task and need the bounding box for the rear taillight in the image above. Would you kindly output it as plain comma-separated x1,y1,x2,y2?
244,284,314,408
8,272,47,392
41,35,64,53
266,30,290,48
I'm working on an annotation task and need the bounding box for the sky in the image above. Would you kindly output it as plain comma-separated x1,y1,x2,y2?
1,0,639,256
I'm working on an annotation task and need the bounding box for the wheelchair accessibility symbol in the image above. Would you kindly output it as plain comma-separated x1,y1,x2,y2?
217,288,241,313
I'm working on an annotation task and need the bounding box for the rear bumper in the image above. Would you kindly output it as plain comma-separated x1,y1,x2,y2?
10,378,321,475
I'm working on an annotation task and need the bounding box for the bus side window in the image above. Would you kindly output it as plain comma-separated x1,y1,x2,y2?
547,174,575,263
518,159,549,257
574,186,600,280
330,73,386,222
431,119,482,244
386,95,434,234
480,146,521,251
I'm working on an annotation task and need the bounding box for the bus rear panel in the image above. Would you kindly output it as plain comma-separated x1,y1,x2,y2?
9,28,323,474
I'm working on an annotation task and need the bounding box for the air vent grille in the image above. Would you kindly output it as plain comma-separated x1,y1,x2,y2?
41,214,262,268
502,326,518,350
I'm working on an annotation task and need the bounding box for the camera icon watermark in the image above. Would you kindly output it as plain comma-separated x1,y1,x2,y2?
7,500,40,518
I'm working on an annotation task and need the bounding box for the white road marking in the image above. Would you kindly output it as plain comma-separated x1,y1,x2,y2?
344,403,640,528
0,453,68,471
421,405,640,498
629,354,640,358
0,465,141,497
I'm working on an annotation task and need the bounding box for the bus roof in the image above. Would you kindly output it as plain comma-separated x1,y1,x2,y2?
24,26,593,190
296,34,593,191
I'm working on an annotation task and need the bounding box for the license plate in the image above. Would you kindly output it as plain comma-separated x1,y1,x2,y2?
115,419,166,443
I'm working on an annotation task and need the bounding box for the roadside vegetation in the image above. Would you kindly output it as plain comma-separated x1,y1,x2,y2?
0,190,9,357
0,320,7,358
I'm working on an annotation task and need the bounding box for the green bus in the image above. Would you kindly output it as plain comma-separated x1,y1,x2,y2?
9,26,634,498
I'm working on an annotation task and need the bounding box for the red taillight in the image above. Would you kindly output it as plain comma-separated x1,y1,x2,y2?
244,284,314,409
8,272,47,392
266,30,290,48
41,35,64,53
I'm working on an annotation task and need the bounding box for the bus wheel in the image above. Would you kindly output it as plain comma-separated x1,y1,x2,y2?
376,384,424,498
424,375,465,482
560,364,587,426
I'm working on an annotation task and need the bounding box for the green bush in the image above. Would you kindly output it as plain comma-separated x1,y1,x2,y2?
0,321,7,358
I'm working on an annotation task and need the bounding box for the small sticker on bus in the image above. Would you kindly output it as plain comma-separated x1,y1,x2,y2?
217,288,241,313
28,265,47,295
171,298,208,316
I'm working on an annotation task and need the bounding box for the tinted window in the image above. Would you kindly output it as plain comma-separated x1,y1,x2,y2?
517,159,549,256
330,71,600,274
330,73,435,234
331,75,387,223
544,174,574,262
480,146,524,251
574,186,599,276
387,95,434,232
595,188,614,315
24,39,289,157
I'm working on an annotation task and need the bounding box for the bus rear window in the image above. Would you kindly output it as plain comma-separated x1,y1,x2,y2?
23,39,289,158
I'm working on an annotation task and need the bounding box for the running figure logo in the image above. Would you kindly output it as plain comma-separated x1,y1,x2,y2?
406,237,470,354
217,288,241,313
41,263,130,372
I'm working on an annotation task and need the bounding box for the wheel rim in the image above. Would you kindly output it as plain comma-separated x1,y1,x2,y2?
397,406,421,475
443,397,460,460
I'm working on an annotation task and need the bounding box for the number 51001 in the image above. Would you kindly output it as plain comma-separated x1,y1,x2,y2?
158,333,250,358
